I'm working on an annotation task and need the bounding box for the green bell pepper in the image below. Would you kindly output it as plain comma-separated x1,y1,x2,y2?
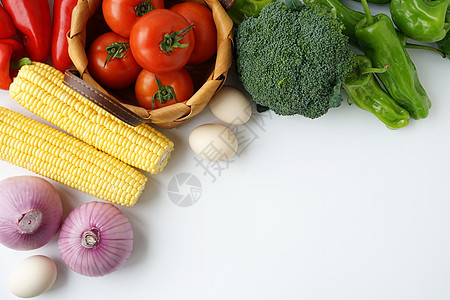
343,55,409,129
226,0,276,25
390,0,450,43
355,0,431,120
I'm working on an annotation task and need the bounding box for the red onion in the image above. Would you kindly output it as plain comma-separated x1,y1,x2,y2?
58,201,133,277
0,176,63,250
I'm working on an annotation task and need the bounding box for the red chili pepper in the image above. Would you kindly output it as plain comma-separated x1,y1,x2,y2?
52,0,78,71
0,5,16,39
0,39,31,90
1,0,52,62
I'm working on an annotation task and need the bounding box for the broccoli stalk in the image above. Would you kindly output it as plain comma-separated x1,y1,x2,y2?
235,0,354,118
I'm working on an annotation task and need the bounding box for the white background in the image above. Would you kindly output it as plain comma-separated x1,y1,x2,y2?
1,1,450,299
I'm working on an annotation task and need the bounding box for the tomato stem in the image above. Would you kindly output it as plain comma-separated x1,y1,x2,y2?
160,23,194,55
104,41,130,66
152,75,178,109
135,0,154,17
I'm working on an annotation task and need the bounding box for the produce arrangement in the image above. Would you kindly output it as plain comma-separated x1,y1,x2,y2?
65,0,233,128
235,0,449,127
9,62,174,176
0,0,449,297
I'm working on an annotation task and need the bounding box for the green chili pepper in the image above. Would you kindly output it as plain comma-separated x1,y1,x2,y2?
396,31,446,58
227,0,276,25
390,0,449,43
355,0,431,120
343,55,409,129
304,0,445,58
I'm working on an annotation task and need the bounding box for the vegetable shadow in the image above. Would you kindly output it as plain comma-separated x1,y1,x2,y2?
44,258,69,295
121,212,149,270
53,182,81,219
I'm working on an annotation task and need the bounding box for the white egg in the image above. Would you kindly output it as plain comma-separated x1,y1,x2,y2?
209,86,252,125
9,255,57,298
189,124,238,162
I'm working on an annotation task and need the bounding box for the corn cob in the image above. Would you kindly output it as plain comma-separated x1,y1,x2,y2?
0,107,146,206
9,62,174,174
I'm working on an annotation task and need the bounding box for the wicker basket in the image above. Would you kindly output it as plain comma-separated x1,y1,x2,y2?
67,0,234,128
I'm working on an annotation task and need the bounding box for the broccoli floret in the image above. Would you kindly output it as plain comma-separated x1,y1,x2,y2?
235,1,354,118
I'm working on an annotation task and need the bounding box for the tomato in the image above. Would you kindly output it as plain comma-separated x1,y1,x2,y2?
129,9,195,75
170,2,217,65
102,0,164,38
135,68,194,110
87,32,142,89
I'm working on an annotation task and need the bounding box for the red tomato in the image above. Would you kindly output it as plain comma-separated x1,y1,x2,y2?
102,0,164,38
135,68,194,110
170,2,217,65
87,32,142,89
129,9,195,75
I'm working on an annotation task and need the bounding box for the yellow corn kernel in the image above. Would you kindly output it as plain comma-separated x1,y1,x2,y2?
10,62,174,174
0,107,146,207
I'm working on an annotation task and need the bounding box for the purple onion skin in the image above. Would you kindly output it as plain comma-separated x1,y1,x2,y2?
58,201,133,277
0,176,63,250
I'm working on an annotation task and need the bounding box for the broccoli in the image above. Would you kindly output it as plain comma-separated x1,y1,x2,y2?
234,0,354,118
